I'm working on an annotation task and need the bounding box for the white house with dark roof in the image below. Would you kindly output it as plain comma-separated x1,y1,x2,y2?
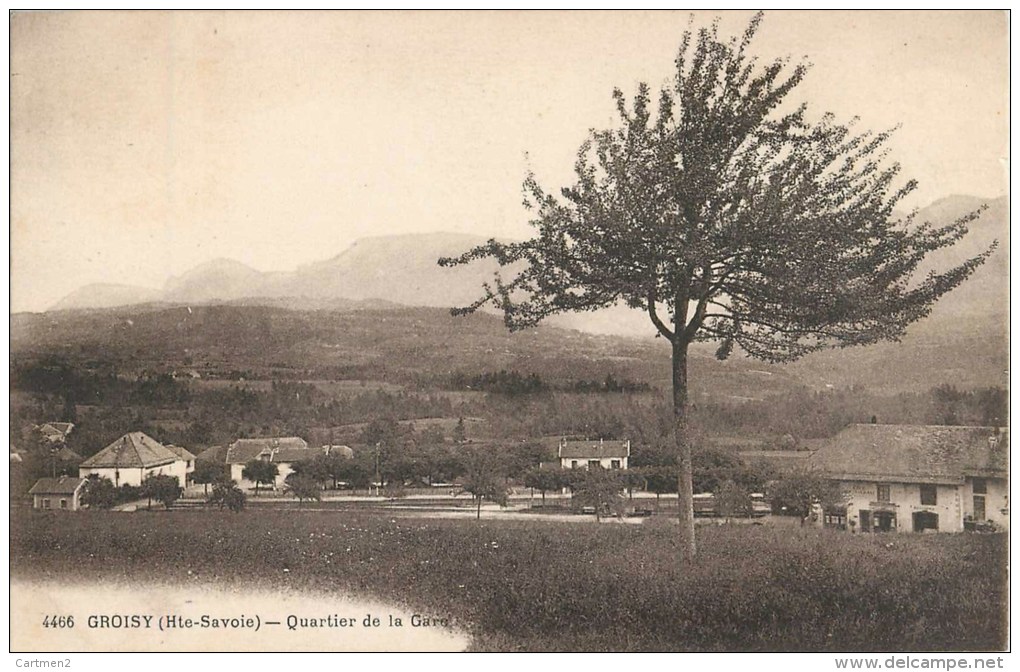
226,437,308,489
810,424,1008,533
165,444,197,478
559,439,631,470
29,476,87,511
224,438,353,490
78,432,189,487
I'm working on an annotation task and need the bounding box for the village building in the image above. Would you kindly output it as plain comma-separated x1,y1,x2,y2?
559,439,631,470
54,446,83,465
324,444,355,459
165,444,197,479
78,432,190,487
195,444,229,464
36,422,74,444
225,438,351,490
29,476,87,511
810,424,1008,533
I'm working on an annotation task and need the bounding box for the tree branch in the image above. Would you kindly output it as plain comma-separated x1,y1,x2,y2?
647,284,674,340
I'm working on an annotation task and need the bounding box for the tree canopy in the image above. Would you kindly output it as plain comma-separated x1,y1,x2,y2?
459,451,509,520
440,12,993,560
284,473,322,505
142,474,182,510
441,14,992,361
242,459,279,496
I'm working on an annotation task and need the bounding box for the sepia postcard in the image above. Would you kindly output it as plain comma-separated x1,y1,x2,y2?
8,10,1010,664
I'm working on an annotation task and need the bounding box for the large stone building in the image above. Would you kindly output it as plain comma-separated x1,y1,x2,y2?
810,424,1008,533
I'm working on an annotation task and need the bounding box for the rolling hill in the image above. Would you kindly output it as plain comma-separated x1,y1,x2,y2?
38,195,1007,393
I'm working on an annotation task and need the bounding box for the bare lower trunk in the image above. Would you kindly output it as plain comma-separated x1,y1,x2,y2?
673,339,696,561
476,496,481,520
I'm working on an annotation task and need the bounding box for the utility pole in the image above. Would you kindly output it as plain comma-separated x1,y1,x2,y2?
374,442,381,497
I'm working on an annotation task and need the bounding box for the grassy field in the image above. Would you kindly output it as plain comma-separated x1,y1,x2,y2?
9,509,1006,652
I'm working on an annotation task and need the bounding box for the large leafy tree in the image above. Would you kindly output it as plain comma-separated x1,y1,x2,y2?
440,13,993,560
208,478,247,512
459,450,509,520
242,459,279,496
142,474,182,510
523,466,568,505
192,460,227,496
570,468,627,522
284,473,322,506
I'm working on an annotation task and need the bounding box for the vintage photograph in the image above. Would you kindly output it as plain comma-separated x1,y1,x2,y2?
9,10,1008,657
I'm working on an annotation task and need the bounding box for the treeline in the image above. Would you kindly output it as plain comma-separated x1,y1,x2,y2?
696,384,1008,438
11,356,1007,464
444,370,652,396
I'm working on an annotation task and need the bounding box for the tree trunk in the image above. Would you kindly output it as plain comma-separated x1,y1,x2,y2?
673,338,696,561
476,496,481,520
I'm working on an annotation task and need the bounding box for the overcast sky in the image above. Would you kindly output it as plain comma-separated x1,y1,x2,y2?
10,10,1009,313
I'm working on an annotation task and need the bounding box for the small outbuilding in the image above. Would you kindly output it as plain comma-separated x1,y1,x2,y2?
29,476,87,511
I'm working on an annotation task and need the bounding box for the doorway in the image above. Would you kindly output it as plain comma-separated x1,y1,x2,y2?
874,511,896,532
913,510,938,532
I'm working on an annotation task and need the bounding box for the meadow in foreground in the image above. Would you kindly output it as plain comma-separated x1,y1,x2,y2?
9,509,1006,652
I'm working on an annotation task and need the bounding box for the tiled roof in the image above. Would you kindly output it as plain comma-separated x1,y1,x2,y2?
79,432,181,469
225,437,309,464
39,422,74,437
165,444,197,461
559,440,630,459
54,447,83,463
810,424,1008,484
29,476,86,495
274,447,323,463
195,445,229,463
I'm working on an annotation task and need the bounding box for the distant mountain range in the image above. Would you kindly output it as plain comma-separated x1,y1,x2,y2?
50,232,510,311
39,194,1007,393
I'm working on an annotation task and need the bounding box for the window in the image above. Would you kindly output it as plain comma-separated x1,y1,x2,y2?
43,499,51,509
876,484,891,503
972,478,987,494
60,499,68,509
588,460,600,469
611,459,621,469
570,460,578,469
973,495,986,521
919,484,937,506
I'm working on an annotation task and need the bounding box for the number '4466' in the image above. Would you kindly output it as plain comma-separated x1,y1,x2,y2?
43,615,74,628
